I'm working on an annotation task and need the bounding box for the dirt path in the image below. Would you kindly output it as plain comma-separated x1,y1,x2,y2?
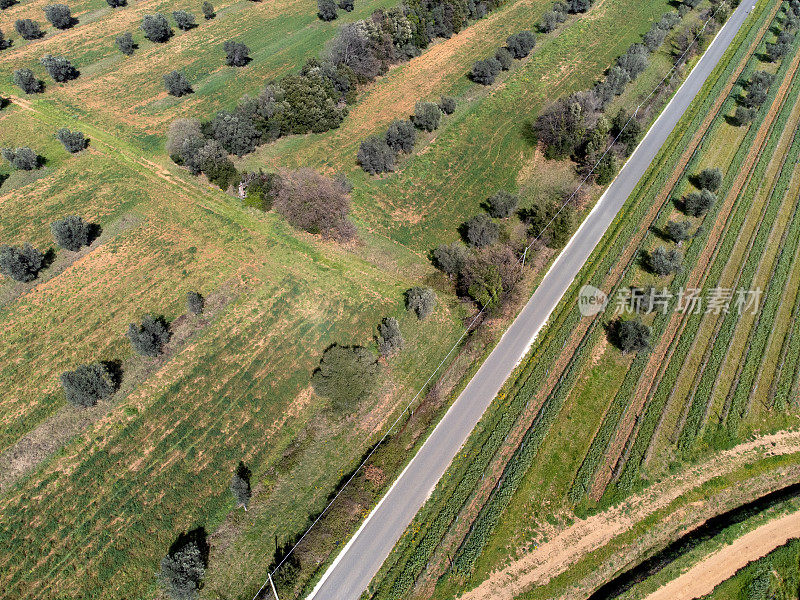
643,512,800,600
457,430,800,600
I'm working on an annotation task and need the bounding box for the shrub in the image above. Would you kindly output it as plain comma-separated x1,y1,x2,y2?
56,128,86,153
141,13,172,42
127,314,171,356
684,0,701,7
273,168,356,240
44,3,73,28
230,462,251,509
311,344,380,412
172,10,196,30
164,71,192,96
506,31,536,58
495,47,513,70
13,68,43,93
649,245,682,276
159,542,205,600
666,219,692,244
2,147,39,170
615,319,650,354
166,118,202,158
405,286,436,319
385,119,416,153
433,241,468,276
60,362,117,407
464,213,499,247
224,40,250,66
413,101,441,131
519,195,575,248
187,291,205,314
486,190,519,218
471,57,501,85
461,258,503,307
377,317,404,356
202,1,215,19
116,32,135,55
318,0,338,20
684,188,716,217
41,54,78,82
539,10,564,33
51,215,89,251
695,167,723,191
106,0,126,7
439,96,456,114
595,152,617,185
358,136,395,174
15,19,43,40
567,0,592,12
534,91,599,159
338,0,354,10
0,243,43,281
643,26,667,52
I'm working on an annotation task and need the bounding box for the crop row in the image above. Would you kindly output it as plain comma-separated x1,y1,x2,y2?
676,50,800,453
572,6,800,502
365,3,781,594
770,255,800,409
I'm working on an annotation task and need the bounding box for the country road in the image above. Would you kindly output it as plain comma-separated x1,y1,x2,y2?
307,2,755,599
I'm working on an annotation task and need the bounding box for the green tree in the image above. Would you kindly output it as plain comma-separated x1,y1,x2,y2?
0,243,43,282
51,215,89,251
311,344,380,413
405,286,436,319
60,362,118,407
127,315,171,356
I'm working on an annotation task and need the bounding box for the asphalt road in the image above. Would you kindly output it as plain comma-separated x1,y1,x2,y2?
306,3,754,599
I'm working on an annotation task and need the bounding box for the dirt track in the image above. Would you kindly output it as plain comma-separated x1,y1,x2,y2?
643,511,800,600
457,431,800,600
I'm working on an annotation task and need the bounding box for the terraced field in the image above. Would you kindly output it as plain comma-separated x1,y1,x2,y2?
360,2,800,599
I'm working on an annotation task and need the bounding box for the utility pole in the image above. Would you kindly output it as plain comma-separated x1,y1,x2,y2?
268,574,280,600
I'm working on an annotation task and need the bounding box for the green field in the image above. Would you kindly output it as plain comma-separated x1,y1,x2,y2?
0,0,721,595
361,1,800,599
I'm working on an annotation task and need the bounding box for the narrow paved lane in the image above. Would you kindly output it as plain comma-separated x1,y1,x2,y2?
308,3,755,598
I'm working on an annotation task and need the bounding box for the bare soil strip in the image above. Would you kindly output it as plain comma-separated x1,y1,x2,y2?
642,512,800,600
457,431,800,600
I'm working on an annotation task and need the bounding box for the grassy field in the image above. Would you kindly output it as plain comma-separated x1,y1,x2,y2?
0,0,718,595
357,1,800,598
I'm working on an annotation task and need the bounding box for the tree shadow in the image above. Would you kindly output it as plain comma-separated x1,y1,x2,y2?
0,97,9,110
235,460,252,485
87,222,103,244
101,359,124,390
520,119,539,146
41,247,57,270
169,526,210,567
649,224,671,243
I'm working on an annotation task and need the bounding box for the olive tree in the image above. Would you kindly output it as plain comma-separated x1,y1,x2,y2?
358,136,395,174
463,213,499,247
51,215,89,251
141,13,172,42
164,71,192,96
311,344,380,412
186,290,204,315
317,0,337,20
223,40,250,66
649,245,682,276
159,542,205,600
432,241,468,277
15,19,43,40
0,243,43,282
127,314,171,356
615,319,651,354
439,96,456,114
495,47,513,70
41,54,78,82
43,4,73,29
56,128,86,153
202,1,215,18
412,101,441,131
695,167,723,192
60,362,118,407
377,317,403,356
106,0,126,7
230,462,251,510
665,219,692,244
2,147,39,170
506,31,536,58
13,68,43,93
385,119,416,153
684,188,716,217
405,286,436,319
116,32,135,55
172,10,196,30
471,57,501,85
486,190,519,218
